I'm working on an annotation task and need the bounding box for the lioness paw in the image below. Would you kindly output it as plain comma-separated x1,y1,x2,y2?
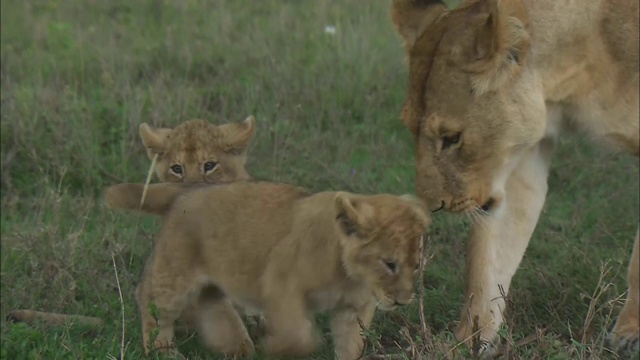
606,323,640,359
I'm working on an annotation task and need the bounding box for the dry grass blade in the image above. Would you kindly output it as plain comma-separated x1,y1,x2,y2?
140,154,158,208
417,234,434,352
580,261,614,344
112,254,127,360
491,327,548,359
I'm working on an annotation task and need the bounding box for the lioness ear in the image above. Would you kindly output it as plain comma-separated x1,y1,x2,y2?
220,115,256,155
335,193,374,238
469,0,530,94
391,0,447,51
139,123,173,160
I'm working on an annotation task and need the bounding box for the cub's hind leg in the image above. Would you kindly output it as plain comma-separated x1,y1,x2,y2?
607,229,640,357
197,286,255,357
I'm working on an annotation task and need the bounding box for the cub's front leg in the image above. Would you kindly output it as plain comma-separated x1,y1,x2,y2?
330,300,376,360
261,293,321,357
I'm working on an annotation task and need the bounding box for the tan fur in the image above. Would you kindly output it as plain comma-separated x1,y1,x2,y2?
392,0,639,357
140,116,255,183
105,181,431,359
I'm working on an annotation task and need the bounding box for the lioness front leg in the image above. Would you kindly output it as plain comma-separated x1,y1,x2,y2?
330,300,376,360
606,228,640,357
456,143,551,358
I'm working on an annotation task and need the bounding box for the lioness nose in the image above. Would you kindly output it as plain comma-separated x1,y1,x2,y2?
431,200,445,213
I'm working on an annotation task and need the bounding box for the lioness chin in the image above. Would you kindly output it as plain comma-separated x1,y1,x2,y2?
392,0,638,357
104,181,431,359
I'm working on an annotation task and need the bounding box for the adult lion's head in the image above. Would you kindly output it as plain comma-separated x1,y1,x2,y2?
392,0,547,214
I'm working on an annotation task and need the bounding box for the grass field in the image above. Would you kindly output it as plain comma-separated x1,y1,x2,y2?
1,1,638,359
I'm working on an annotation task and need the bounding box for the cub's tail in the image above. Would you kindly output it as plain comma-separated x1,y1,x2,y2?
104,183,195,216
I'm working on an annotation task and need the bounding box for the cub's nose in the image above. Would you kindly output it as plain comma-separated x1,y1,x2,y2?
394,294,414,306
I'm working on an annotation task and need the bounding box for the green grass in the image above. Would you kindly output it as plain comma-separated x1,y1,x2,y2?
1,1,637,359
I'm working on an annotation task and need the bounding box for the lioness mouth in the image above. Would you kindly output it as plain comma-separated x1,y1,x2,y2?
480,198,495,213
431,201,445,213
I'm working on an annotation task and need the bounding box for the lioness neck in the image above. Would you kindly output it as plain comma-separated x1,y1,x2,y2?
525,0,639,154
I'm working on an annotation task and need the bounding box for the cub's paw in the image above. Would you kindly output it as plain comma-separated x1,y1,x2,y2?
606,323,639,359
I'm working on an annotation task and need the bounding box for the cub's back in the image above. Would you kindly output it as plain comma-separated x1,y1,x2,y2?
162,181,310,257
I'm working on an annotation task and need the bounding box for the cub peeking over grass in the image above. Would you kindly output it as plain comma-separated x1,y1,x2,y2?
105,180,431,359
139,115,256,183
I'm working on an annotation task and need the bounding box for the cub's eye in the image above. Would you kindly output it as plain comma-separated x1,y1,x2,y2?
383,260,397,274
203,161,217,172
442,133,461,150
170,164,183,175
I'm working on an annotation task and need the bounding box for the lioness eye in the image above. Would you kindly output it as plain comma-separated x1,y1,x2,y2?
203,161,217,172
384,261,397,273
442,133,461,150
170,164,183,175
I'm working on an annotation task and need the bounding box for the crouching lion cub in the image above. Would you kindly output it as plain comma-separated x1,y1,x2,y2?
105,181,431,359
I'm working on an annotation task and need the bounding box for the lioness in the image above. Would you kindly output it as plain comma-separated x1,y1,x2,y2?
140,115,255,183
391,0,638,357
104,181,430,359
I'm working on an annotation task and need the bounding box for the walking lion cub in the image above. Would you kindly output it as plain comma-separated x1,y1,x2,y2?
105,181,430,359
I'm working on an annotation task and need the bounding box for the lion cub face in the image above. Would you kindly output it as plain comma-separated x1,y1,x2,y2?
335,194,430,310
140,116,255,183
392,0,547,214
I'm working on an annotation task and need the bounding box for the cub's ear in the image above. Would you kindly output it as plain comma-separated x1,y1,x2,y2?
391,0,447,50
468,0,530,94
220,115,256,155
139,123,173,160
334,193,374,238
400,194,432,228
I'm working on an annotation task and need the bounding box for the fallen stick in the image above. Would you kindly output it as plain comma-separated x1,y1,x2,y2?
491,327,548,359
6,309,104,329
